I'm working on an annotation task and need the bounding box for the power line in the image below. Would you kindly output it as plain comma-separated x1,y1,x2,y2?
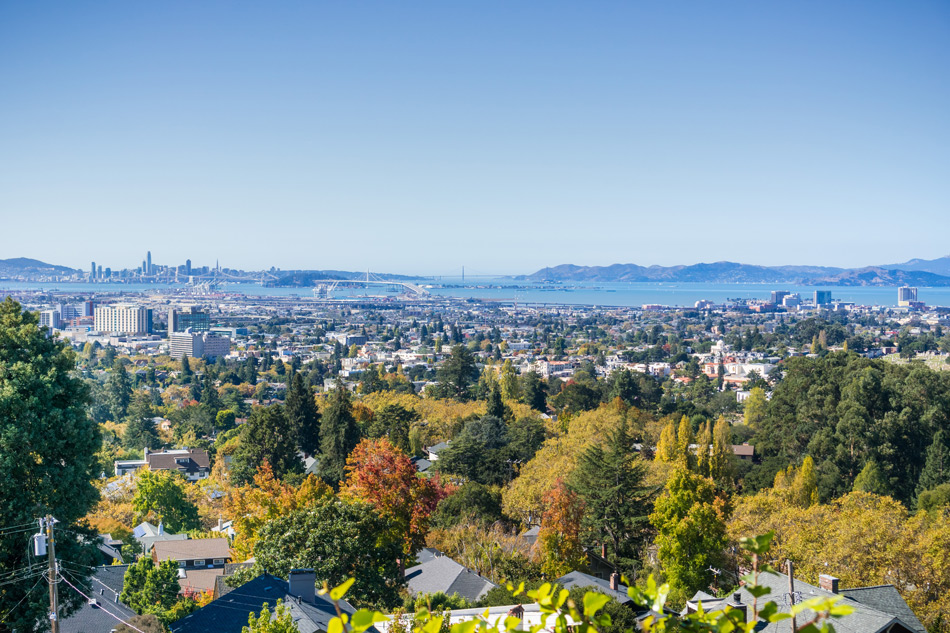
58,571,146,633
0,574,46,623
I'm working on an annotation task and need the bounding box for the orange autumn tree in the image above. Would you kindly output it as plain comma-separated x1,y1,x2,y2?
341,438,452,555
538,479,586,577
226,461,333,560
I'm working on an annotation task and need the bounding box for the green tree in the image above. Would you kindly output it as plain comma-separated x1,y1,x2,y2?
709,416,735,485
285,371,321,456
216,408,237,432
570,421,655,577
485,382,509,420
180,354,193,382
123,391,161,450
367,404,418,455
107,362,133,421
132,470,201,533
253,498,403,608
0,298,102,632
231,404,303,485
436,345,479,401
743,386,767,428
918,429,950,495
200,372,221,411
853,459,889,495
120,557,183,617
649,468,728,605
243,600,301,633
430,482,504,529
318,384,361,486
520,371,547,412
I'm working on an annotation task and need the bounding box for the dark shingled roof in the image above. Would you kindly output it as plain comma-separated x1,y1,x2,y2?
841,585,927,633
61,565,137,633
170,573,357,633
554,570,632,604
687,573,922,633
405,554,497,602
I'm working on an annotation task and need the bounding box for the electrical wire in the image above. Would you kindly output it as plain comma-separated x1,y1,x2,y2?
0,521,41,534
0,574,45,623
58,571,147,633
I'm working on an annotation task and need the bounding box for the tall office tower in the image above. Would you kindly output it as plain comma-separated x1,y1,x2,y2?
90,262,96,279
142,260,147,274
147,251,152,275
104,267,111,278
185,259,192,276
898,286,918,307
814,290,832,306
97,265,103,279
169,306,211,333
94,305,151,334
771,290,790,305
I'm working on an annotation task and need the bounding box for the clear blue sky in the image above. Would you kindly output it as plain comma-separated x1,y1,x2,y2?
1,1,947,275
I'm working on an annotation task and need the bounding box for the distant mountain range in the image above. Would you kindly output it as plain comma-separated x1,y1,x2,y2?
0,258,78,275
522,257,950,286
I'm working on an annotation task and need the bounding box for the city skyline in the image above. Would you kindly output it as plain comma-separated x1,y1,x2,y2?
1,2,948,274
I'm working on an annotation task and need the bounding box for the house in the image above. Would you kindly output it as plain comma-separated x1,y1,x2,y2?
152,538,232,596
145,448,212,481
426,441,451,462
132,521,190,555
114,447,212,481
404,550,497,602
685,572,925,633
555,570,631,605
170,570,358,633
60,565,136,633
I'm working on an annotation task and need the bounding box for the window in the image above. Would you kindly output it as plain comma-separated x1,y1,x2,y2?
213,558,225,565
178,561,187,568
193,559,205,566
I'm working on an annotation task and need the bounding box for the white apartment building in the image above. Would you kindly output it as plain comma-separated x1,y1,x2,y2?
169,328,231,360
94,305,151,334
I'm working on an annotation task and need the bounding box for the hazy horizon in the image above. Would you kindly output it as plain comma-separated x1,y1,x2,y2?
2,2,948,275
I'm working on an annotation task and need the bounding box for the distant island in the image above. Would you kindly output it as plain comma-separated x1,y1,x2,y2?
521,256,950,286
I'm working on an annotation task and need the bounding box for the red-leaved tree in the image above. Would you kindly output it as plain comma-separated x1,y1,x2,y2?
342,438,452,555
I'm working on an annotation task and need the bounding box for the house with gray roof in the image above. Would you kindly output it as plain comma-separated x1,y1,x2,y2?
555,570,631,605
404,551,497,602
170,569,358,633
686,572,925,633
61,565,136,633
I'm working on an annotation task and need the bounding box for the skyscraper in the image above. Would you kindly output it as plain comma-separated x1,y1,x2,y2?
90,262,96,280
147,251,152,275
815,290,832,306
898,286,918,306
185,259,192,276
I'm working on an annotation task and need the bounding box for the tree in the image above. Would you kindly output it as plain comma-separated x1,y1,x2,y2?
107,362,133,421
696,421,712,477
436,345,479,401
650,468,728,605
655,419,678,463
521,371,547,412
430,482,504,529
367,404,418,455
243,600,301,633
253,498,403,608
918,429,950,495
853,459,889,495
132,469,201,533
709,416,735,485
0,298,102,632
341,438,451,555
570,421,655,576
200,373,221,411
499,360,521,402
743,386,767,428
485,382,509,420
227,463,333,561
285,371,321,455
538,480,586,577
121,557,183,616
231,404,303,485
123,391,160,450
437,416,511,485
318,384,361,486
676,415,695,470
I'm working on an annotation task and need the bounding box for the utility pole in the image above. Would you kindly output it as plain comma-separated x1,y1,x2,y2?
46,515,59,633
786,559,796,633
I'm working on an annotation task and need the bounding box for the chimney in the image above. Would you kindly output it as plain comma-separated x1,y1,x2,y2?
819,574,839,594
217,518,224,531
601,543,607,559
609,572,620,592
288,568,316,604
726,593,747,622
